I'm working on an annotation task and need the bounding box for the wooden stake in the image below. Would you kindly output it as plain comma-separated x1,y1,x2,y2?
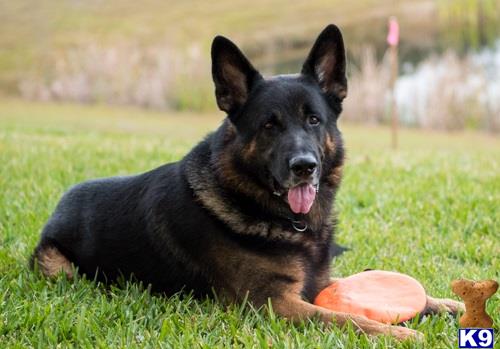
389,44,399,149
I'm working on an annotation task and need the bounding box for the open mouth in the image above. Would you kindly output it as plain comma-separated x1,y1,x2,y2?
272,179,317,214
287,183,317,214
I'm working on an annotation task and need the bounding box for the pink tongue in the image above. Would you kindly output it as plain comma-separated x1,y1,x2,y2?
287,184,316,214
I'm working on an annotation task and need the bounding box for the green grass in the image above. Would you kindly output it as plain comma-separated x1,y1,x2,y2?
0,99,499,348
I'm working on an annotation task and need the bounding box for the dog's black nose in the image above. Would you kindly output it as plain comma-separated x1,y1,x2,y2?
289,155,317,178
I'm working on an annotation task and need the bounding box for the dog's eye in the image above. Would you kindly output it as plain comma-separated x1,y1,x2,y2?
263,115,278,130
308,115,320,126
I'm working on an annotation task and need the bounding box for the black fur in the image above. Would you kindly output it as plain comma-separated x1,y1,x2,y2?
32,24,348,304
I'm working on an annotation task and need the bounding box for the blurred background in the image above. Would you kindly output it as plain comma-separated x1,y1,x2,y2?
2,3,499,347
0,0,499,132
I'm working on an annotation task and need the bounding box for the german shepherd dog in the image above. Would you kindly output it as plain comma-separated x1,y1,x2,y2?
32,25,463,340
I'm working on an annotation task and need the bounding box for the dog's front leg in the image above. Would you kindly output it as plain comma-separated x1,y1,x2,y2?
423,296,464,316
271,294,423,341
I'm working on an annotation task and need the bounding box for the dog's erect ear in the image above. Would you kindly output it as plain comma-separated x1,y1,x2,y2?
211,36,262,114
301,24,347,101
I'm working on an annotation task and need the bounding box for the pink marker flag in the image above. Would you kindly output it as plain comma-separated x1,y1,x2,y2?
387,17,399,46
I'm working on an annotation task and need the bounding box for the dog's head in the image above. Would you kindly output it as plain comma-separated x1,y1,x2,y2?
211,24,346,215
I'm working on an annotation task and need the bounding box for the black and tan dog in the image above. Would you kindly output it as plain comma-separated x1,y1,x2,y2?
32,24,462,340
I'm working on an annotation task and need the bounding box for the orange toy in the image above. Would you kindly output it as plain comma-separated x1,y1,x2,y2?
314,270,427,324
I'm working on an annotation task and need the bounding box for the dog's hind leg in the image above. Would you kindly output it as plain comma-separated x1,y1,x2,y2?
31,243,74,278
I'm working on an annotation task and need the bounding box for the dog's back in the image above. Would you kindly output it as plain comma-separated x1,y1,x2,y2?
33,160,212,294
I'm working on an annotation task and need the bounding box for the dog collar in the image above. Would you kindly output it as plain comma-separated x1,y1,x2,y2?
291,219,308,232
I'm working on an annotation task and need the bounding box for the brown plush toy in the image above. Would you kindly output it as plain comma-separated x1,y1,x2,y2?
451,279,498,328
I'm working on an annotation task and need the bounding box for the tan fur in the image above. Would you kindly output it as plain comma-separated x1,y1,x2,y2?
205,232,426,341
187,157,333,246
316,55,347,100
219,149,331,233
210,242,306,305
36,247,73,278
216,150,266,199
219,64,248,109
242,139,257,161
186,156,304,242
271,291,422,341
424,296,465,316
325,133,335,154
327,165,343,187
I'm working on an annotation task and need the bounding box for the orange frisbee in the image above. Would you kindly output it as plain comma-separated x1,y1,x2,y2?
314,270,427,324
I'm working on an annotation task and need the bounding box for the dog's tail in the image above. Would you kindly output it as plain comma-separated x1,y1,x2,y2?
330,242,349,258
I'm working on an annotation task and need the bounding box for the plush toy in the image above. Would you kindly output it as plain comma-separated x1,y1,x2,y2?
314,270,427,324
451,279,498,328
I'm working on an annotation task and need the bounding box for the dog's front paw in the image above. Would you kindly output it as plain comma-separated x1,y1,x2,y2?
362,323,423,342
439,298,465,315
426,296,465,316
384,326,424,342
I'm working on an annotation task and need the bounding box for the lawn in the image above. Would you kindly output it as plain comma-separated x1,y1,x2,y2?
0,99,498,348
